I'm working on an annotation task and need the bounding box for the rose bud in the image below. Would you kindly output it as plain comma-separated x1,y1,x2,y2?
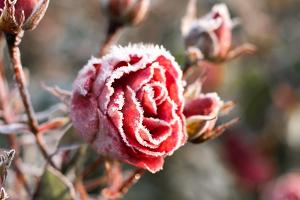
182,3,233,60
71,44,186,173
0,0,49,34
223,134,275,190
100,0,150,26
183,92,224,142
262,172,300,200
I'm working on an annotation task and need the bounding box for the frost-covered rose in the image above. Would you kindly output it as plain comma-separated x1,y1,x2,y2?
184,93,223,142
183,3,232,59
71,45,186,173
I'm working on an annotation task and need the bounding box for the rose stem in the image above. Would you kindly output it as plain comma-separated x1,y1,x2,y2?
82,156,103,179
0,33,31,195
118,168,145,196
5,32,58,170
98,21,123,57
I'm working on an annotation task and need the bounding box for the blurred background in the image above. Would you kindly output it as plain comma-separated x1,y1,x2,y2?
2,0,300,199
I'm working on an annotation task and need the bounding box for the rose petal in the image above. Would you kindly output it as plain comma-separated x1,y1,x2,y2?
94,110,164,173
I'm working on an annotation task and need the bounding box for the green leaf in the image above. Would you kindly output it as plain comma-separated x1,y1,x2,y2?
36,166,76,200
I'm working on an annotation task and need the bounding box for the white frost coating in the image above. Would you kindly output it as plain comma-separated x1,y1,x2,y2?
100,62,150,113
140,84,157,114
212,4,232,27
199,92,224,118
103,44,184,108
124,86,167,157
148,81,168,105
111,86,170,157
74,56,101,96
140,118,172,146
186,3,232,37
108,91,125,113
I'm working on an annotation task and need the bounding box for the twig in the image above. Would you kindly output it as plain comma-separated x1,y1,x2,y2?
73,146,89,200
74,179,89,200
5,32,58,170
84,176,107,191
98,21,123,57
82,156,103,179
5,32,39,133
118,168,145,196
0,33,31,195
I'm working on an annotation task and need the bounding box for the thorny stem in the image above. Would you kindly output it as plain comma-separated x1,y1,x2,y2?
5,32,39,133
84,176,107,191
0,33,31,195
74,179,89,200
118,168,145,196
82,156,103,179
5,32,58,170
98,21,123,57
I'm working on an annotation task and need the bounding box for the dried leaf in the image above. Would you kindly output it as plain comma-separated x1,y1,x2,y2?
39,117,70,133
220,101,236,116
0,150,15,186
35,166,76,200
0,123,30,135
184,79,202,101
191,118,239,143
42,84,71,106
0,188,8,200
22,0,49,30
186,115,216,140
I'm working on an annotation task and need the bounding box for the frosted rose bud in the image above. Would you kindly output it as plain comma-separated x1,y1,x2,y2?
0,0,49,33
71,44,186,173
100,0,150,26
263,173,300,200
0,150,15,188
183,93,223,142
183,4,232,60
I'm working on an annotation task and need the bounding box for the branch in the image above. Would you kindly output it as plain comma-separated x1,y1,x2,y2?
118,168,145,196
98,21,123,57
5,32,58,170
0,32,31,195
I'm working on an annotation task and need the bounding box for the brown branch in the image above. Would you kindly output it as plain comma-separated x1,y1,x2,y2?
5,32,58,170
74,179,89,200
5,32,39,133
98,21,123,57
84,176,107,192
82,156,103,179
0,33,31,195
118,168,145,196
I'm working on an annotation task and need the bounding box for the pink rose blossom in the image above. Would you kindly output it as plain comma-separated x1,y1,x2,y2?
71,44,186,173
223,134,274,190
183,92,223,142
263,172,300,200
